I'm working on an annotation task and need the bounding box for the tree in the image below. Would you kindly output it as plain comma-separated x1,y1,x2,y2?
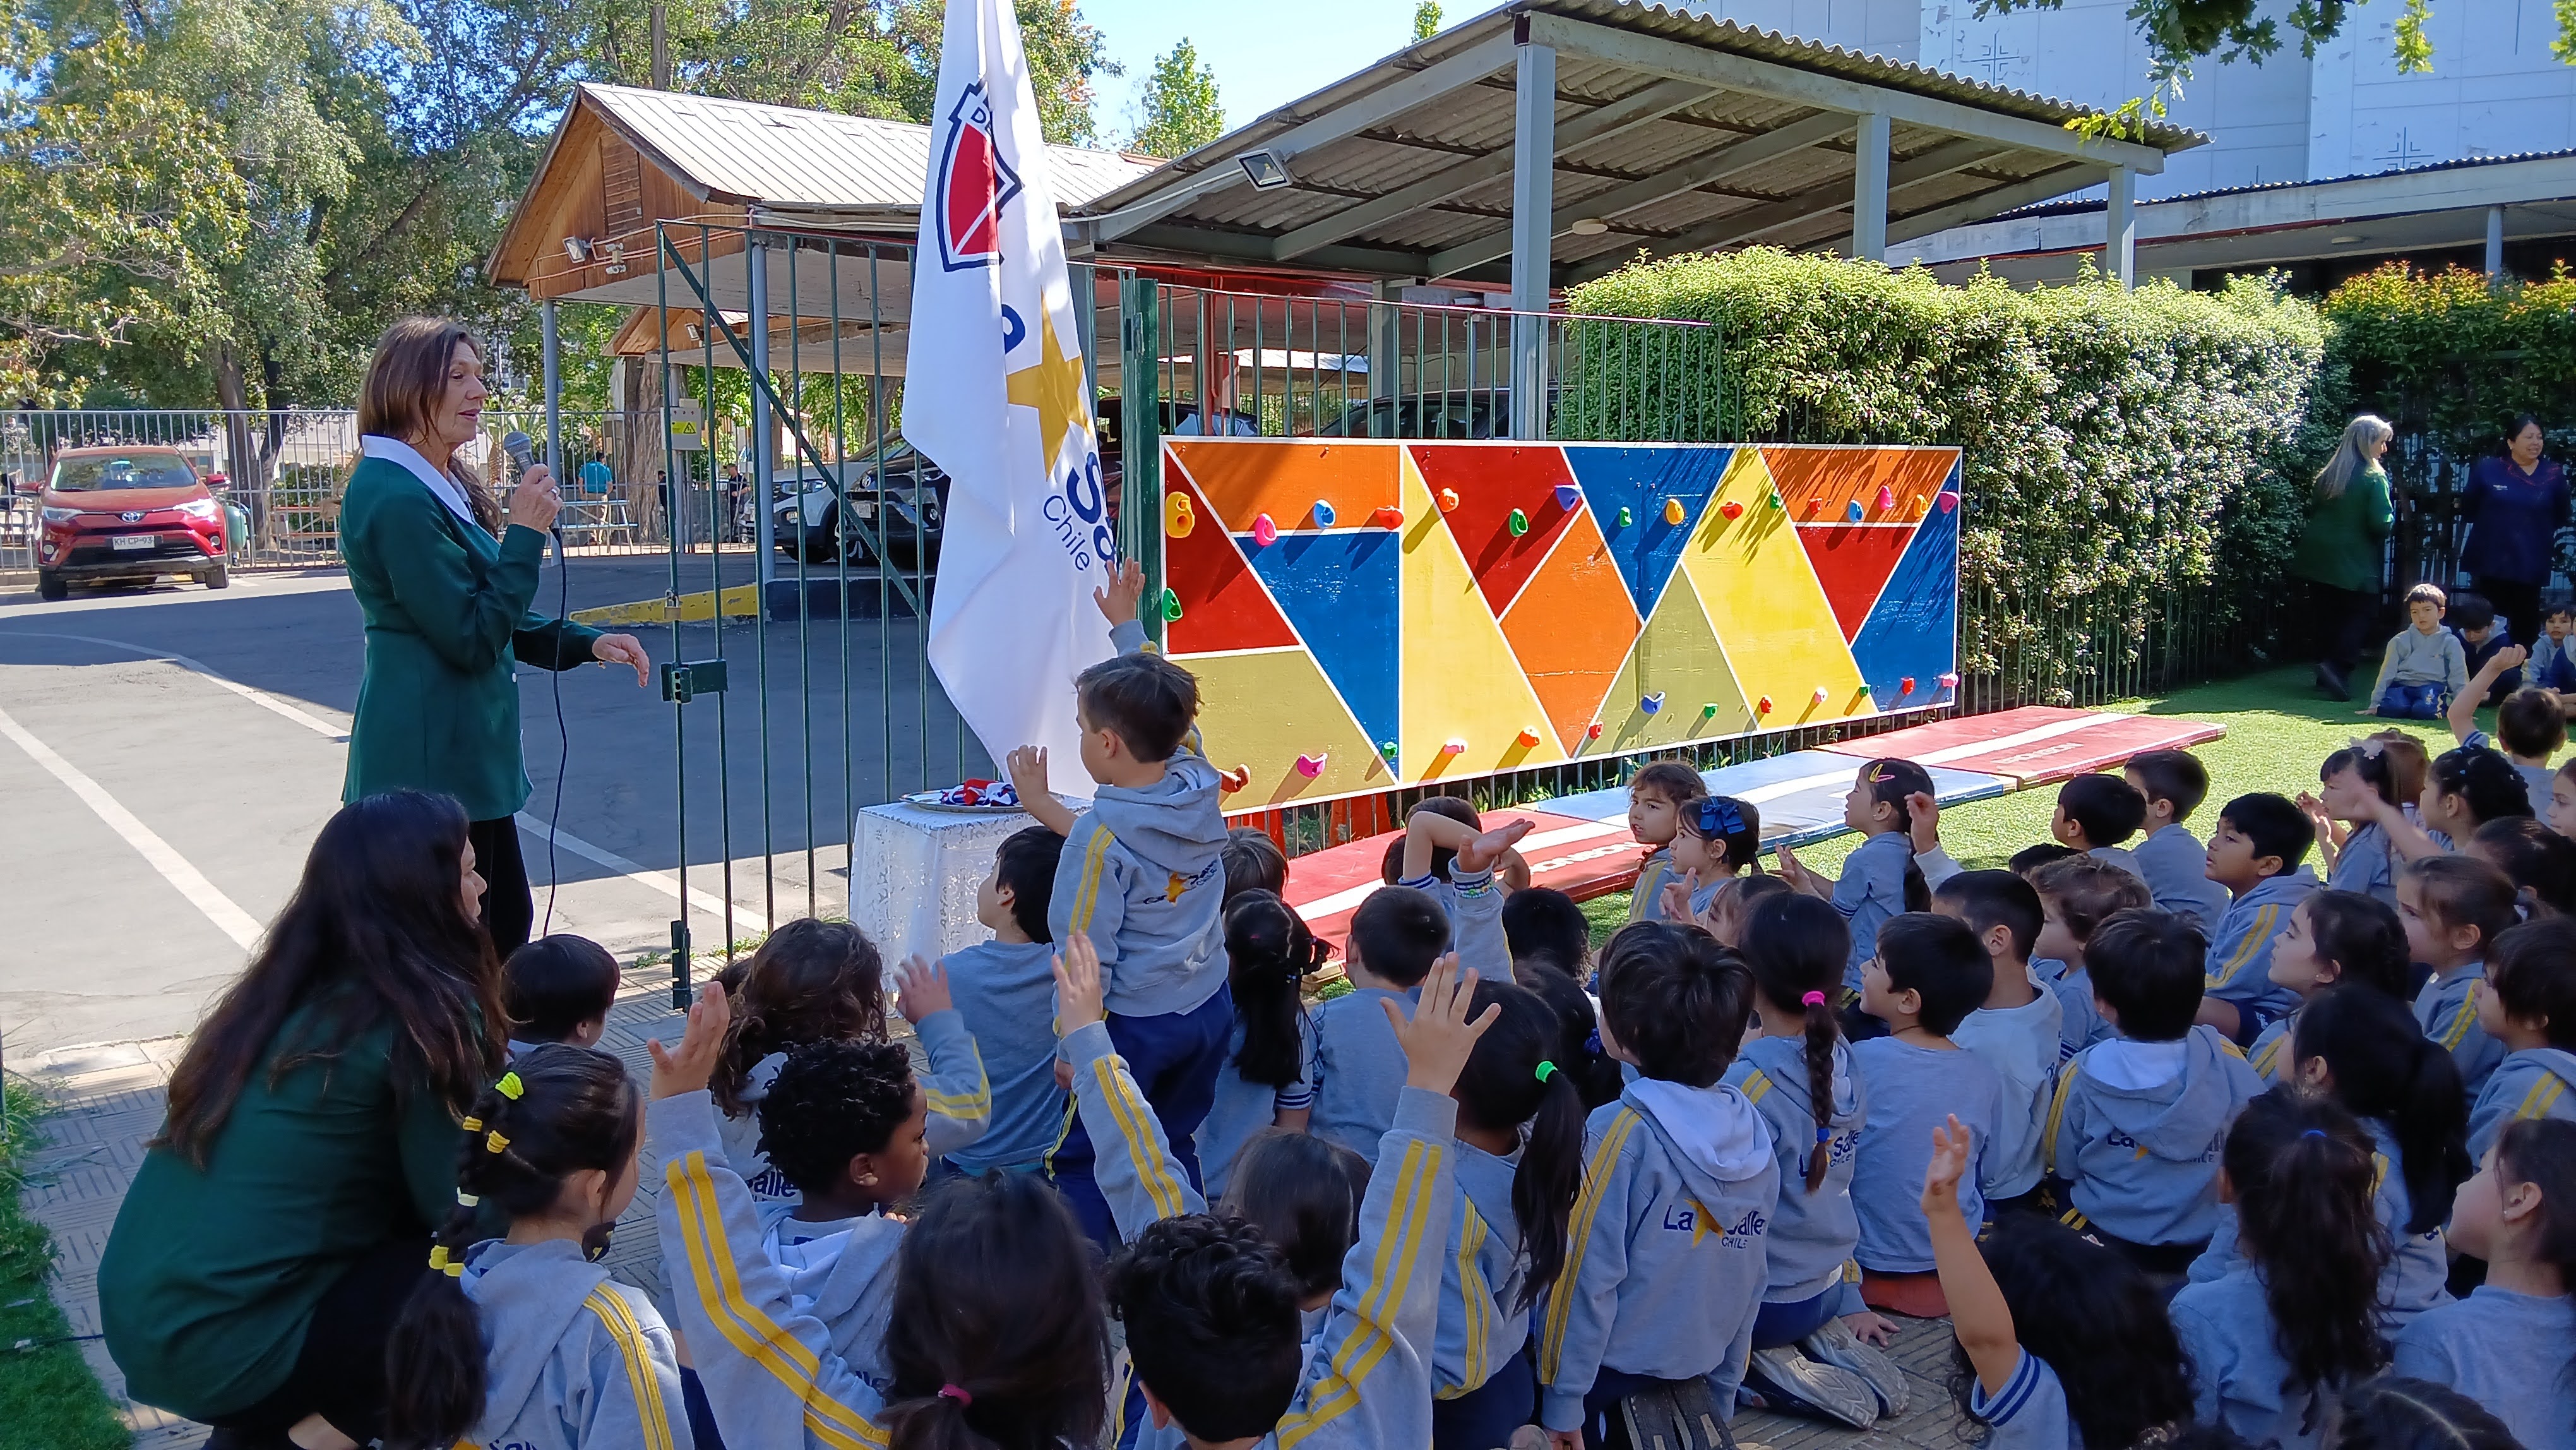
1129,37,1221,157
1980,0,2576,136
1412,1,1439,41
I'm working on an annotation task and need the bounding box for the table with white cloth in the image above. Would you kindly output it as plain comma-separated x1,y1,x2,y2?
847,799,1071,959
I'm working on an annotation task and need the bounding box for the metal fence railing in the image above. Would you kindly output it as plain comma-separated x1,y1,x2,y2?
0,407,740,577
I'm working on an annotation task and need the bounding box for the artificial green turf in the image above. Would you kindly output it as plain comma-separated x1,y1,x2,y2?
1562,659,2469,939
0,1074,129,1450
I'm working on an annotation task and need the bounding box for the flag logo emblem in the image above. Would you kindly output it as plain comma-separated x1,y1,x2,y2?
934,83,1023,272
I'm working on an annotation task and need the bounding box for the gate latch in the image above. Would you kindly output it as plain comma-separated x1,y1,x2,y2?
660,659,729,703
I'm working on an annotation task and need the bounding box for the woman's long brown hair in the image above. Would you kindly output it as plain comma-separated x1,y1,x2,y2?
156,790,505,1166
358,316,499,533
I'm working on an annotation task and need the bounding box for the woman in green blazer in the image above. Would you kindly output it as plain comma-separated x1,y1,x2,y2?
2293,414,2397,702
341,316,650,956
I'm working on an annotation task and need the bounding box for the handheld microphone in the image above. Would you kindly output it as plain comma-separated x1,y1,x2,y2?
499,429,561,551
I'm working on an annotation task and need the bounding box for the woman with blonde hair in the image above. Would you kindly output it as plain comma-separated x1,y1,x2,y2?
2295,413,2397,702
340,316,652,956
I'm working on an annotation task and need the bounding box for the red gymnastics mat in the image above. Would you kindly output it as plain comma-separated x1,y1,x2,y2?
1813,705,2224,786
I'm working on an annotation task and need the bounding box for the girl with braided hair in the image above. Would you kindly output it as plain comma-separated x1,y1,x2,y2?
382,1043,677,1450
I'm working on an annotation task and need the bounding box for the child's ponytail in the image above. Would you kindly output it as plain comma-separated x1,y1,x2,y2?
1450,980,1583,1312
383,1045,641,1450
2291,986,2469,1234
2224,1088,2390,1396
1224,889,1327,1090
1736,894,1851,1193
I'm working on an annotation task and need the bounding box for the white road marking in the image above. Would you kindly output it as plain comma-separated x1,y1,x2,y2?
1,626,764,928
0,700,265,949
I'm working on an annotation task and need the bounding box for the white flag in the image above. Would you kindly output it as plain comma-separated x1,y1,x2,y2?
905,0,1114,781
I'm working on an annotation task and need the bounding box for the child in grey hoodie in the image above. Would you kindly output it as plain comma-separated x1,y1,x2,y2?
1006,568,1232,1241
1775,759,1934,993
2245,890,2413,1084
1386,798,1524,977
2046,909,2263,1267
939,825,1068,1178
2198,793,2320,1045
382,1045,688,1450
2124,750,2233,933
1539,921,1781,1442
2403,854,2520,1102
1936,870,2063,1204
2469,917,2576,1158
737,1038,929,1394
2171,1089,2393,1450
2028,856,2148,1064
1309,860,1504,1163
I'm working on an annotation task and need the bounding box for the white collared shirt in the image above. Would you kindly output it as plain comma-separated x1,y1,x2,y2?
360,434,480,531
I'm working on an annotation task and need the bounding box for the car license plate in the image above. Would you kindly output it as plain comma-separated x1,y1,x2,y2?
111,534,155,551
851,501,876,519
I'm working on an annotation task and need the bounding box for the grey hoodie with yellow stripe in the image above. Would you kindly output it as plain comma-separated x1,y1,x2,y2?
1537,1081,1780,1433
455,1238,692,1450
2045,1027,2264,1246
1723,1035,1866,1305
2469,1046,2576,1159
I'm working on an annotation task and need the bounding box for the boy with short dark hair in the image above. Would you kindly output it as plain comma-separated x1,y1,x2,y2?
1221,826,1289,904
941,825,1068,1178
2045,908,2262,1272
2469,916,2576,1158
2197,793,2318,1044
1503,886,1592,976
1007,564,1231,1241
1308,880,1462,1162
2123,749,2231,934
2531,599,2576,697
2053,773,2148,877
2452,677,2566,813
2029,856,2152,1062
2008,842,2078,878
2451,592,2524,706
1626,760,1710,924
1935,871,2062,1203
501,934,621,1054
1849,913,2003,1314
2368,582,2470,719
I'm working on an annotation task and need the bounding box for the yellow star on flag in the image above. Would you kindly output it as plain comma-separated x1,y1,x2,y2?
1005,310,1094,469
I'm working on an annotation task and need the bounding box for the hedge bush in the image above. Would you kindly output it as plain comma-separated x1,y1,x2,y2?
1563,249,2335,707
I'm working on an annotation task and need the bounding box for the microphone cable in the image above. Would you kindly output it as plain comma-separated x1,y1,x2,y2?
545,508,568,937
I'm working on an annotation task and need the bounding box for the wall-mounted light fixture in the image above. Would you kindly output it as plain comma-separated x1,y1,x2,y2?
1239,150,1293,190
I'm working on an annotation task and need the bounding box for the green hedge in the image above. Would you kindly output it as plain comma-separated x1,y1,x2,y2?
1564,249,2334,707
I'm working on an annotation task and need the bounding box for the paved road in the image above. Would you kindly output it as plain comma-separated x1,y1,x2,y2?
0,551,985,1060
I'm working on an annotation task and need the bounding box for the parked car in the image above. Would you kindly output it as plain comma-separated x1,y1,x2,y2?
31,445,232,600
1309,388,1556,440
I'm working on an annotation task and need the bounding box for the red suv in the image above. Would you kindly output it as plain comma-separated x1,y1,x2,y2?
34,445,231,600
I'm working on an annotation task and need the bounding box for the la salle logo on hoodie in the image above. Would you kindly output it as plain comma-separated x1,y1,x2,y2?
1665,1200,1766,1247
1162,858,1223,903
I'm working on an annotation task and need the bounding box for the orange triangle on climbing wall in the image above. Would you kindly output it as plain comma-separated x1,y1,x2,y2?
1498,506,1640,753
1161,455,1301,656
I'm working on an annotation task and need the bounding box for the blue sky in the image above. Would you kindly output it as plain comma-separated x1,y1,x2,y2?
1079,0,1469,143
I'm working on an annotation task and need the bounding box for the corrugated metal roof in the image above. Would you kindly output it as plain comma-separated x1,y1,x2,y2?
580,83,1160,211
1983,145,2576,220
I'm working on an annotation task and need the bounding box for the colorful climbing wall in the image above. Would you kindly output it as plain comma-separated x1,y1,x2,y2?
1159,439,1962,809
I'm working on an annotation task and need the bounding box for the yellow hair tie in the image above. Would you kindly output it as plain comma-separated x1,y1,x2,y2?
444,1260,465,1278
486,1130,511,1154
494,1072,525,1101
460,1117,484,1133
428,1245,450,1271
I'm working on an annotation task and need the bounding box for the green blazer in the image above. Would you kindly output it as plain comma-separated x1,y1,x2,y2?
2291,464,2395,594
339,455,602,820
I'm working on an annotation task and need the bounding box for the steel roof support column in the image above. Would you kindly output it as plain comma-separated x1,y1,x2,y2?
2107,165,2136,287
1508,32,1556,440
748,235,776,584
1851,111,1889,262
541,300,563,482
2486,205,2506,279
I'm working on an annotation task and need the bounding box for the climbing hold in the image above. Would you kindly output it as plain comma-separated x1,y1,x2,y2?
1438,488,1460,513
1554,484,1582,510
1160,589,1183,622
1515,728,1541,748
1294,753,1328,779
1803,496,1821,515
1938,673,1960,689
1663,497,1687,525
1900,676,1917,696
1756,695,1774,715
1700,702,1720,719
1165,491,1195,539
1811,685,1829,705
1218,765,1250,794
1766,491,1785,511
1857,681,1871,695
1507,508,1530,537
1846,500,1865,522
1251,512,1278,546
1584,722,1604,741
1615,506,1634,528
1369,505,1405,529
1380,740,1400,761
1875,485,1895,511
1911,493,1928,515
1441,737,1469,755
1311,499,1337,527
1719,500,1744,521
1641,693,1666,715
1936,492,1959,513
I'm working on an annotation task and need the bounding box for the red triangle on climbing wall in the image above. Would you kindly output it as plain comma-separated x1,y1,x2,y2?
1409,443,1581,617
1162,457,1300,656
1795,522,1921,644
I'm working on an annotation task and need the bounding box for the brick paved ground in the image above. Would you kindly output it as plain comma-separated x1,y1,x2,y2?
18,970,1984,1450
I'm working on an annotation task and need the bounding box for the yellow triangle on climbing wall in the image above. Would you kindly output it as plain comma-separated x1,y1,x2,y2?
1398,448,1570,780
1598,573,1755,753
1188,646,1392,805
1682,450,1875,727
